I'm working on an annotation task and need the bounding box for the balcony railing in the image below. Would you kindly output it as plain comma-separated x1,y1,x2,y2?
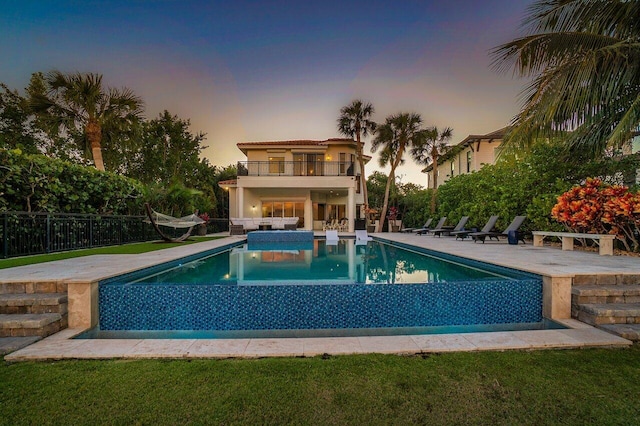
237,161,355,177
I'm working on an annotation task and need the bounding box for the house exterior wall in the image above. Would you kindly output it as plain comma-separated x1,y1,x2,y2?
225,139,365,232
427,138,503,188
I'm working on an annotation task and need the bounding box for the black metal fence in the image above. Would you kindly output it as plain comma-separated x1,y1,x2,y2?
1,212,230,259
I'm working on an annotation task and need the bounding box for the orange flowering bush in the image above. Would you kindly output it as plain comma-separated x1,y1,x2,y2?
551,178,640,252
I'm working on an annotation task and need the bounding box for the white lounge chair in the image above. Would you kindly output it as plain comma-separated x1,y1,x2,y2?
355,230,372,241
325,230,339,245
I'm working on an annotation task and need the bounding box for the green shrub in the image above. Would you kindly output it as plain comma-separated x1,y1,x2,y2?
0,148,145,214
436,142,639,233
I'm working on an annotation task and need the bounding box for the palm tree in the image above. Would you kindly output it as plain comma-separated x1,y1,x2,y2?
411,127,453,213
337,100,377,216
491,0,640,157
29,71,143,171
371,112,427,232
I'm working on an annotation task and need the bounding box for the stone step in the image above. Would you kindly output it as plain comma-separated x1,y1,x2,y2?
0,336,42,355
576,303,640,326
572,285,640,304
0,313,66,337
0,282,67,295
0,293,68,314
598,324,640,342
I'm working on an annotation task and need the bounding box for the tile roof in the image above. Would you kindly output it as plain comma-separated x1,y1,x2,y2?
218,179,237,186
237,138,354,147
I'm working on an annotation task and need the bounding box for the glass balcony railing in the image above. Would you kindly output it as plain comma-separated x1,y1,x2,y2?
237,161,355,177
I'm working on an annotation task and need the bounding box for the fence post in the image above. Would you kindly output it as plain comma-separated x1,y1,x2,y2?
89,215,93,248
45,213,51,254
2,212,7,259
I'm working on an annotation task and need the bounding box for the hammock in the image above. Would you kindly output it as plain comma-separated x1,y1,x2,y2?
144,203,205,242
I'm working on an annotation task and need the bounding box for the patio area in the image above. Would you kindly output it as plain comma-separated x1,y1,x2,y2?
2,233,636,361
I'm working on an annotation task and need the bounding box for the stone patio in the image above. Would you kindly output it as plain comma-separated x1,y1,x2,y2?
2,233,636,361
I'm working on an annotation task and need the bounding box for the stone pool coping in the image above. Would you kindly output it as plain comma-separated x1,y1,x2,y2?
4,319,630,361
2,233,637,360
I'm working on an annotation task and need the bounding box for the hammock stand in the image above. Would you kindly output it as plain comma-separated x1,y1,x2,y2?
144,203,205,243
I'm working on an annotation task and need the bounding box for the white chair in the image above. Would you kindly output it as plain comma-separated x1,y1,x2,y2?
326,230,339,241
355,230,373,241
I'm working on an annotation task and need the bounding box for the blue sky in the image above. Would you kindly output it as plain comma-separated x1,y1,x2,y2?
1,0,532,185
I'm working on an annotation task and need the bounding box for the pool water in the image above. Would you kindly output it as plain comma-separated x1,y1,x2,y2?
133,239,512,285
81,239,558,339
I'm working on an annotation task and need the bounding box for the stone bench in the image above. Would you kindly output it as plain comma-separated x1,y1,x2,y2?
532,231,616,256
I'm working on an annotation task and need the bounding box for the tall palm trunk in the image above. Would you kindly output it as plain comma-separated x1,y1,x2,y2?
377,144,405,232
356,131,369,217
430,147,439,213
86,118,105,171
377,169,394,233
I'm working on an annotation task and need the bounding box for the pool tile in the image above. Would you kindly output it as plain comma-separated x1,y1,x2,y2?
244,338,305,357
126,339,196,358
301,337,364,356
62,339,142,358
510,330,582,348
357,335,420,354
187,339,251,357
557,328,631,347
461,331,530,350
410,334,478,352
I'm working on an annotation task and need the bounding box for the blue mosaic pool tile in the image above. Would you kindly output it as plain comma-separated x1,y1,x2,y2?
99,279,542,331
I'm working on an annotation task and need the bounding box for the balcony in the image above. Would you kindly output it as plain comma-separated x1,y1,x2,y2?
237,161,355,177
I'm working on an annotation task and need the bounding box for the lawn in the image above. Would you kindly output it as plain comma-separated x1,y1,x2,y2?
0,236,223,269
1,347,639,425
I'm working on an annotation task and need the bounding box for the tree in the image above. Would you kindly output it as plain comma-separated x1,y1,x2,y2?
411,127,453,213
337,99,377,216
29,71,143,171
491,0,640,157
371,112,428,232
0,84,41,154
130,111,207,185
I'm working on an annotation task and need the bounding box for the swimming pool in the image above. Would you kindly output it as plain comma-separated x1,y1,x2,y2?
79,238,560,339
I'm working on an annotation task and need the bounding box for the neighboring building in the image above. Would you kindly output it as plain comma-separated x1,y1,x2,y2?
219,138,370,232
422,128,506,189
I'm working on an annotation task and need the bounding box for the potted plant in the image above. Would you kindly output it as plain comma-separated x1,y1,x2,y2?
365,207,377,233
388,206,399,232
197,212,210,236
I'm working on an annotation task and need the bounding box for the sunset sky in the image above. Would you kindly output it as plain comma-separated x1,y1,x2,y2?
1,0,533,186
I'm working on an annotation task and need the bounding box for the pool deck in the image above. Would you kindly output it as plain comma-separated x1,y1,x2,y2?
3,233,636,361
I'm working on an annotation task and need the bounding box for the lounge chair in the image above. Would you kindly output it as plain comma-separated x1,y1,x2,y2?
325,229,339,245
355,230,373,241
432,216,469,237
451,215,498,240
470,215,526,243
402,218,432,233
415,217,446,235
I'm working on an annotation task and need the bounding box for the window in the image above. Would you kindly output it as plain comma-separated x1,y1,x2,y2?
313,203,325,221
261,200,305,228
450,161,455,176
466,151,472,173
355,175,361,194
339,153,347,175
269,156,284,174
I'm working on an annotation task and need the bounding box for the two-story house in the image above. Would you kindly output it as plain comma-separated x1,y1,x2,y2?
422,127,506,189
219,138,370,232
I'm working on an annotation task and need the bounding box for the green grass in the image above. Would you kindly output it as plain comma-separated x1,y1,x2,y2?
0,236,223,269
1,347,639,425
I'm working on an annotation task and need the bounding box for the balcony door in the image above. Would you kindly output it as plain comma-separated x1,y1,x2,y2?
293,153,323,176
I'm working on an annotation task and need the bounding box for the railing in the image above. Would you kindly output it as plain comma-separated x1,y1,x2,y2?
0,211,156,258
237,161,355,177
0,212,230,259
